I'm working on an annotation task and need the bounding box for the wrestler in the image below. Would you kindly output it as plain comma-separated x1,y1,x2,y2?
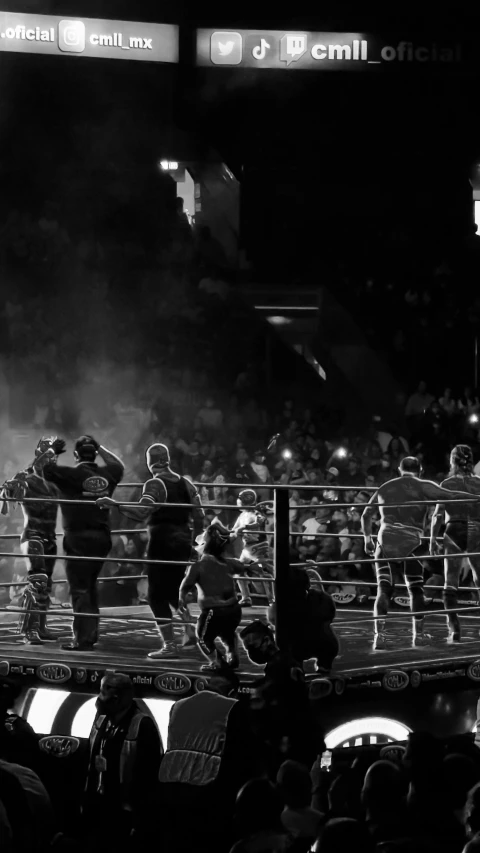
179,521,243,672
231,489,274,607
430,445,480,642
44,435,124,651
99,443,204,659
1,436,63,644
361,456,477,650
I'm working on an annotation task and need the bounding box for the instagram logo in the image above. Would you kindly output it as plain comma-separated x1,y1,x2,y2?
58,20,86,53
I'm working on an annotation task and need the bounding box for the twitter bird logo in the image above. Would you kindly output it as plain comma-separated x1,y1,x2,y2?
218,41,235,56
210,31,242,65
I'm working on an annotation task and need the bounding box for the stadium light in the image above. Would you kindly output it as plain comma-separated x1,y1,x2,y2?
26,688,70,734
325,717,411,749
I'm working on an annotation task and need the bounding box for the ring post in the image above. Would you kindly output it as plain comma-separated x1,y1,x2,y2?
274,486,291,655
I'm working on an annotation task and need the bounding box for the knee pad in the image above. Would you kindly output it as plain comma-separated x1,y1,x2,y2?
376,566,393,599
405,574,424,593
22,573,49,611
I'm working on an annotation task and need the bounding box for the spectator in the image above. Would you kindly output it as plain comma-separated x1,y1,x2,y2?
277,759,324,844
361,760,408,844
458,388,480,416
231,447,259,489
440,387,457,417
405,381,435,431
386,437,407,469
338,457,365,488
229,778,287,853
196,397,224,435
465,783,480,853
313,817,373,853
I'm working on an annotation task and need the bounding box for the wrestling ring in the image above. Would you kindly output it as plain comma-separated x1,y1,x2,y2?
1,481,480,711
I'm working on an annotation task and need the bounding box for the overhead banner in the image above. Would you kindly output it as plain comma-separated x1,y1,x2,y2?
196,29,463,71
0,10,178,63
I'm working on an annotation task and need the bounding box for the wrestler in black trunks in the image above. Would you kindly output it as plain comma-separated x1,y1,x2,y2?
179,521,244,672
362,456,476,650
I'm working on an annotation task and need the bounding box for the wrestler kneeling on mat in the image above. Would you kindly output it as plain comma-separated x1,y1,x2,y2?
178,521,244,672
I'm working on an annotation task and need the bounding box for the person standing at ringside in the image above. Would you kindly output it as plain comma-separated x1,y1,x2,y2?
44,435,124,651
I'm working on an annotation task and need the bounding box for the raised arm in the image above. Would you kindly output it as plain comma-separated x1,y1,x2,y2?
97,443,125,475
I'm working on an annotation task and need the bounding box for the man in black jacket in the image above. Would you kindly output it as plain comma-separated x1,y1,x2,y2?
44,435,124,651
84,672,162,848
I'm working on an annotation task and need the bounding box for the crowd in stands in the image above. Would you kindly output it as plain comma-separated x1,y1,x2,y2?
3,368,480,607
2,662,480,853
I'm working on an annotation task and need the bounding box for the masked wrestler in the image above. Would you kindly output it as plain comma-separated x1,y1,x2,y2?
430,445,480,642
362,456,477,650
0,436,64,644
179,521,243,672
231,489,274,607
98,443,204,659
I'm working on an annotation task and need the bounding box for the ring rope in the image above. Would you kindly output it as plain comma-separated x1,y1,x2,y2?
300,578,480,594
0,574,475,592
331,603,480,627
0,552,190,566
0,605,198,627
292,549,480,569
0,496,236,510
117,482,378,491
1,494,476,510
0,602,477,629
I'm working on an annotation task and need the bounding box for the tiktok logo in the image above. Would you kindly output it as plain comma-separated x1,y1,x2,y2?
252,38,271,60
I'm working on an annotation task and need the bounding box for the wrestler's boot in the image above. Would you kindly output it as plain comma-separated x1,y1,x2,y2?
196,638,223,673
148,620,180,659
373,589,392,650
409,583,432,646
225,635,240,670
173,605,197,649
26,541,58,641
238,578,252,607
443,587,461,642
21,574,56,645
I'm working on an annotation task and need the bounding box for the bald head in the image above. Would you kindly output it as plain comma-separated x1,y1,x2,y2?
102,672,134,695
399,456,421,476
97,672,134,719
